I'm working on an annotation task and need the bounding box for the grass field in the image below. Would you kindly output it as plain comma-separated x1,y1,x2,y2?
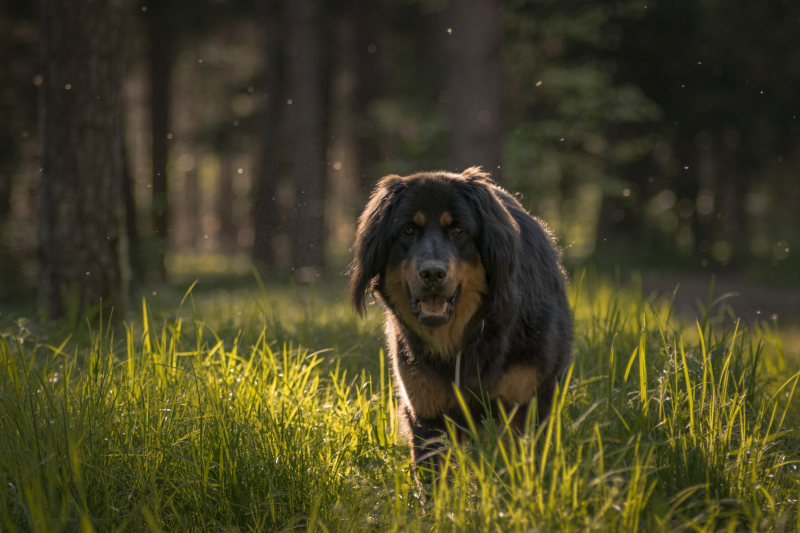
1,270,799,532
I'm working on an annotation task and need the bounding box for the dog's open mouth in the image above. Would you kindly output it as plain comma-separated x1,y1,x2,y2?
410,286,461,327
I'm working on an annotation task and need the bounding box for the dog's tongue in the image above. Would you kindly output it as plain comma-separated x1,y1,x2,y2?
420,295,448,317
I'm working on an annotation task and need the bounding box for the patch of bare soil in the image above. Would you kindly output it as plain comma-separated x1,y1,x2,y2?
640,272,800,325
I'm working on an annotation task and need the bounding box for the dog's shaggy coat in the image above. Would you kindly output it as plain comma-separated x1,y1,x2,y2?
350,167,572,470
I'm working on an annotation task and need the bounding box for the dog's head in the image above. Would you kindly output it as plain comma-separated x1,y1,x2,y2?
350,167,520,337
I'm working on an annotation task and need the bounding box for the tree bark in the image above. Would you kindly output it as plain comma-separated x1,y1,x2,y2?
121,130,142,286
252,0,283,268
184,165,201,250
38,0,128,318
149,0,172,280
445,0,502,178
217,154,237,254
285,0,327,279
352,0,381,193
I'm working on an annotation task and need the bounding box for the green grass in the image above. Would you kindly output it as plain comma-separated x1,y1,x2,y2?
1,272,799,531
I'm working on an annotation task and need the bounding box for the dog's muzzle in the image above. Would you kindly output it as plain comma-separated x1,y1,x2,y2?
409,285,461,327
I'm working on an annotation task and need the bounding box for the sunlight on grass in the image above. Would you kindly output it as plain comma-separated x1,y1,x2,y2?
1,273,798,531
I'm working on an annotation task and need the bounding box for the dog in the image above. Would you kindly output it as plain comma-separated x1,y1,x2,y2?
350,167,572,474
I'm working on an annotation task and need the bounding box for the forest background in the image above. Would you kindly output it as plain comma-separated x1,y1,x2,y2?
2,1,800,530
0,0,799,322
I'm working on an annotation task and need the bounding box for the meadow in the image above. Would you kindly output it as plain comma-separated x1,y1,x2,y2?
1,270,798,532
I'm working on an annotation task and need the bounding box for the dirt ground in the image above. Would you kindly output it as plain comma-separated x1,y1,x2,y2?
639,272,800,324
637,272,800,366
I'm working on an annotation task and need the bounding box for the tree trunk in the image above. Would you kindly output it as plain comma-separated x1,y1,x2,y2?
121,132,142,286
352,0,381,193
217,154,237,254
0,159,11,222
38,0,127,319
595,158,648,252
149,0,172,280
184,165,201,250
285,0,327,279
445,0,502,177
252,0,284,268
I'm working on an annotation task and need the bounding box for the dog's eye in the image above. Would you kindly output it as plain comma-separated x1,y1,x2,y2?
403,226,416,236
450,227,463,236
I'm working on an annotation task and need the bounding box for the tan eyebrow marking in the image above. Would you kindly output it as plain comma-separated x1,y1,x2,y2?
413,211,426,226
439,211,453,226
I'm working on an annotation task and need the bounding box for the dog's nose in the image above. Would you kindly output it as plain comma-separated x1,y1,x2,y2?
418,261,448,285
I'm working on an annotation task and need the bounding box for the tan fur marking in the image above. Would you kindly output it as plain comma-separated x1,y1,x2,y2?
384,263,419,328
396,364,455,419
439,211,453,226
413,211,426,226
489,365,541,406
385,258,487,358
421,258,487,356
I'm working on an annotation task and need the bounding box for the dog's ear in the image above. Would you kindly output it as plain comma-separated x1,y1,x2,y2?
349,174,405,316
456,168,520,312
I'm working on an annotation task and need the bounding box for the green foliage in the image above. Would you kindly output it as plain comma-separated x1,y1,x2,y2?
1,275,798,531
501,0,663,260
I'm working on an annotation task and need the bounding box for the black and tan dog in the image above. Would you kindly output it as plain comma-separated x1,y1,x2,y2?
350,167,572,472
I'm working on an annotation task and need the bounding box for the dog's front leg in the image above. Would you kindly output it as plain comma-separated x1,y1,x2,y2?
403,411,450,487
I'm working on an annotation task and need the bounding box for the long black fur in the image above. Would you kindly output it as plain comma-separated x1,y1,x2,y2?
350,167,572,475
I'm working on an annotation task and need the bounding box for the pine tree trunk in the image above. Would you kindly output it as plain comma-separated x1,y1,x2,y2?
38,0,127,318
121,132,142,286
184,166,201,250
286,0,327,279
352,0,381,193
217,154,237,254
149,0,172,280
252,0,283,268
445,0,502,177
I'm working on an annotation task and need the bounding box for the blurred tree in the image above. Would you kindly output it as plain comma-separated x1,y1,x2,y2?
148,0,174,280
368,2,448,177
616,0,800,267
285,0,328,279
352,0,383,192
217,153,237,254
38,0,128,318
0,2,35,221
252,0,284,268
0,1,37,300
121,135,143,286
445,0,502,177
503,1,660,259
184,165,201,249
14,0,798,289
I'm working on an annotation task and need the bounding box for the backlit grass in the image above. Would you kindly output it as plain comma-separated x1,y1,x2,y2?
1,272,798,531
